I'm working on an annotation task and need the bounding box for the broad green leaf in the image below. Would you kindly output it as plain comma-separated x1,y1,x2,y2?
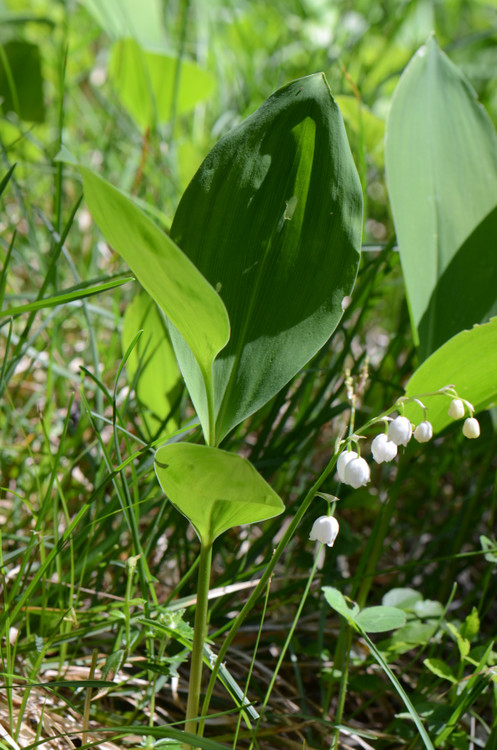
122,289,182,439
424,658,457,684
154,443,284,544
78,166,230,443
109,38,216,130
385,36,497,359
0,40,45,123
403,317,497,434
355,606,406,633
322,586,360,622
81,0,166,46
382,587,423,610
171,73,362,443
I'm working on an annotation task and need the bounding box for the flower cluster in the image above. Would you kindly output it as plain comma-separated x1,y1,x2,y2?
309,389,481,548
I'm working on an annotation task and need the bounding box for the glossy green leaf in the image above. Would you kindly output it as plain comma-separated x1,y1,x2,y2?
78,166,230,443
171,73,362,443
0,40,45,122
154,443,284,544
122,289,182,439
355,606,406,633
403,317,497,434
109,38,216,130
385,36,497,359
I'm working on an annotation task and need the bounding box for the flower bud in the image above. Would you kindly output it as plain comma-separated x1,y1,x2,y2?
344,456,370,489
337,450,358,483
414,421,433,443
462,417,480,439
309,515,339,547
448,398,465,419
371,433,398,463
388,416,412,446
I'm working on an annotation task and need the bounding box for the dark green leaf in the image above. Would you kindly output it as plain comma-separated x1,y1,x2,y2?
171,73,362,442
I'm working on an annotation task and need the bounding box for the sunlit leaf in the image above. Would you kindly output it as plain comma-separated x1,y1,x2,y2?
403,317,497,434
154,443,284,544
77,166,230,443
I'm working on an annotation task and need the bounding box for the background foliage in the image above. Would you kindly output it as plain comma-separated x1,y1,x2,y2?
0,0,497,748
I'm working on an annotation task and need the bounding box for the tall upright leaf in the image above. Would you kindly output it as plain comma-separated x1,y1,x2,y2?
385,36,497,360
78,167,230,443
171,73,363,444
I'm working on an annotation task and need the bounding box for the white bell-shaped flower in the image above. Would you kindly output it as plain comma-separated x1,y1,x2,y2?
343,456,370,489
371,433,397,464
462,417,480,439
309,515,339,547
448,398,465,419
414,421,433,443
388,416,412,446
337,450,358,483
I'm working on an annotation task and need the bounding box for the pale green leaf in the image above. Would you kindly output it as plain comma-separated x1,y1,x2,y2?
171,73,362,443
403,317,497,434
385,36,497,359
77,166,230,443
154,443,284,544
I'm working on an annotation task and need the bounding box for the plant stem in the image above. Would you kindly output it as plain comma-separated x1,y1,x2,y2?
185,540,213,747
199,451,340,732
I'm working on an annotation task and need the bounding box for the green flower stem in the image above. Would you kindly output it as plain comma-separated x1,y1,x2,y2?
199,451,340,733
185,539,213,746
